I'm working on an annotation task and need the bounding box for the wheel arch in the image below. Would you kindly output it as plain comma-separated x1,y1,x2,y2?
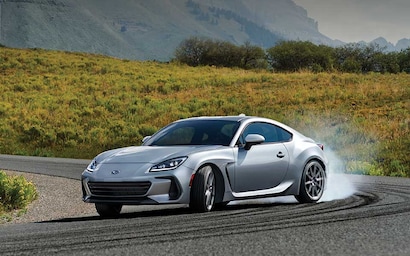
308,157,327,173
295,157,327,203
294,155,328,195
194,163,225,204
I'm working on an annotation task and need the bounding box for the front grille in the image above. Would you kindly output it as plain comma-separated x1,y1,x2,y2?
88,181,151,197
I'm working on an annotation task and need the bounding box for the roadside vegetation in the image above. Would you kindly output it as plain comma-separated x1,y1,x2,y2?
0,46,409,177
0,171,38,223
175,37,410,74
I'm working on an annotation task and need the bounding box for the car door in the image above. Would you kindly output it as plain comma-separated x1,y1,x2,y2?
232,122,290,192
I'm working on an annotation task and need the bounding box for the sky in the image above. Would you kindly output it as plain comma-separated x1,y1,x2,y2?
292,0,410,44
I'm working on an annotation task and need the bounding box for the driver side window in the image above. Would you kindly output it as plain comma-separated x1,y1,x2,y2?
243,123,264,138
238,123,265,147
238,122,292,146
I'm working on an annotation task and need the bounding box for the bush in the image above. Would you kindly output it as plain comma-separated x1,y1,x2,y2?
266,41,335,72
0,171,38,214
174,37,266,69
346,161,384,176
175,38,410,74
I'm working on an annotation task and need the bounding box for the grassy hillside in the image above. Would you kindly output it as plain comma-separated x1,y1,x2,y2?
0,47,409,177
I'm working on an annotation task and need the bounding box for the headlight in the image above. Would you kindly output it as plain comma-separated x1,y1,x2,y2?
86,159,98,172
150,157,187,172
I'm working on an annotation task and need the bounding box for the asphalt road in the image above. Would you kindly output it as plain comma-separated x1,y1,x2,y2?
1,154,410,255
0,154,90,180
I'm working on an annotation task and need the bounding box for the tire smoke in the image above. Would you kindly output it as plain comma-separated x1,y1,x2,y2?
319,148,357,202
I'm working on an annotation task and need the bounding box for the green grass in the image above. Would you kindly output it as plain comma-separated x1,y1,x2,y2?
0,47,409,176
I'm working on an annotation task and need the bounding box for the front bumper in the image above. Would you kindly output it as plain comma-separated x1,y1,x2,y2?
82,167,192,205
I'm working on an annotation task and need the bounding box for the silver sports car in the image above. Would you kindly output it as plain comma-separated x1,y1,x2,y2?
82,115,327,217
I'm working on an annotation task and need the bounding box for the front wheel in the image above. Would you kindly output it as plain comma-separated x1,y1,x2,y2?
295,160,326,203
95,203,122,218
189,165,216,212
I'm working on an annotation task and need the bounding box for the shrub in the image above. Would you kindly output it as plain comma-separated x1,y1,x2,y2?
266,41,335,72
346,161,384,176
174,37,266,69
0,171,38,214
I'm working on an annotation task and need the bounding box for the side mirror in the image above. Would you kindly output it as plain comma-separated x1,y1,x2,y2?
142,136,151,144
244,134,265,150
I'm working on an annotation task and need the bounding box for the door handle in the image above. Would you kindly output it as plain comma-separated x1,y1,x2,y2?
277,152,285,158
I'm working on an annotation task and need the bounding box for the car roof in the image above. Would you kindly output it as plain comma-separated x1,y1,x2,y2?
176,115,287,127
176,115,306,138
178,115,253,123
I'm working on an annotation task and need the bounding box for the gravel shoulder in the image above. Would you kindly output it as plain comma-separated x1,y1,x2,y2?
2,170,96,225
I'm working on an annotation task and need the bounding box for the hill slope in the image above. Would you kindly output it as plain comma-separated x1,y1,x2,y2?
0,0,333,60
0,47,409,176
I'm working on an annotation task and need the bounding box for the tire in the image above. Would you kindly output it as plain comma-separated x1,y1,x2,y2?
95,203,122,218
189,165,216,212
295,160,326,203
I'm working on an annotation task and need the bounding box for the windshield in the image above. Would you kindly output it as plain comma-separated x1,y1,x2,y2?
144,120,240,146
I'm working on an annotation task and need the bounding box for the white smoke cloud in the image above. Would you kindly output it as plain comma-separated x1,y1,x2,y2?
319,149,357,202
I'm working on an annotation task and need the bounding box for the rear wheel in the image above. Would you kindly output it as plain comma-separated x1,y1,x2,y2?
295,160,326,203
95,203,122,218
190,165,216,212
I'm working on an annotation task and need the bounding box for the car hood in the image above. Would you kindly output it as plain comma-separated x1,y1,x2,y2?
87,145,226,180
97,145,222,165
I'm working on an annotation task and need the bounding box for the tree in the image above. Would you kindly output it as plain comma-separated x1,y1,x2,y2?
334,44,362,73
361,44,386,73
397,48,410,73
373,52,400,74
239,41,267,69
334,43,388,73
174,37,266,69
204,40,241,67
266,41,334,72
175,38,403,74
174,37,210,66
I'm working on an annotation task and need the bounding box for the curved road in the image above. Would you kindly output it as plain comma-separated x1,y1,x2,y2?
1,154,410,255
